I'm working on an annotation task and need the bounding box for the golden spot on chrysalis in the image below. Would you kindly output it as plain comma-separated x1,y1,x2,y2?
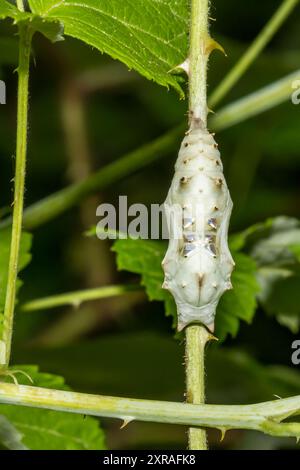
215,178,223,187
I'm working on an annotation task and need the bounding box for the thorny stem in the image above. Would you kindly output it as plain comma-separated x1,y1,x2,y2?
0,383,299,439
0,25,32,368
209,0,299,108
22,284,143,312
16,0,25,12
185,0,212,451
0,69,297,232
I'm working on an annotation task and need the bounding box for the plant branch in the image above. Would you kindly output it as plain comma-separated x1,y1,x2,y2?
185,0,212,451
0,382,299,439
0,25,32,368
185,326,211,449
16,0,25,12
22,284,143,312
209,0,299,108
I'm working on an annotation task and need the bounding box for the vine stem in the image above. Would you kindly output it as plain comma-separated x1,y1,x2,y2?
0,383,299,438
185,0,212,451
0,25,32,367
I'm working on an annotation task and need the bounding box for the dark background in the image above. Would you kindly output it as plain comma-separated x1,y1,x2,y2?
0,0,300,449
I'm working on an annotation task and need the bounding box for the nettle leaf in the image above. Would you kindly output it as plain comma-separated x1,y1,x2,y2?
247,217,300,333
28,0,189,95
0,365,106,450
0,0,63,43
215,253,259,341
112,239,259,340
0,229,32,340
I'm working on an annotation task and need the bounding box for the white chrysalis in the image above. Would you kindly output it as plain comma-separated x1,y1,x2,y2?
162,120,234,331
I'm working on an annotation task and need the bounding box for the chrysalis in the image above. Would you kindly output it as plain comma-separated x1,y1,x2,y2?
162,120,234,331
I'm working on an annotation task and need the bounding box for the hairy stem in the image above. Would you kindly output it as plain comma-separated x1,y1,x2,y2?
185,0,211,450
209,0,299,108
22,284,142,312
0,25,32,368
0,69,297,232
0,383,299,438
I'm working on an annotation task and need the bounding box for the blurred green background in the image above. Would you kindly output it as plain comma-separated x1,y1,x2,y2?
0,0,300,450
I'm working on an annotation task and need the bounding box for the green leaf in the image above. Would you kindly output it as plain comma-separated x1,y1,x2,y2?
215,253,260,341
0,365,106,450
0,415,28,450
0,229,32,340
112,239,260,340
0,1,19,20
0,0,63,43
28,0,188,95
246,217,300,333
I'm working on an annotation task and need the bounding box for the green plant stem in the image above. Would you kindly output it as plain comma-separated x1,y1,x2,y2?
209,0,299,108
185,0,211,451
0,68,298,232
0,25,32,368
185,326,210,450
22,284,142,312
211,69,300,131
0,382,299,438
16,0,25,12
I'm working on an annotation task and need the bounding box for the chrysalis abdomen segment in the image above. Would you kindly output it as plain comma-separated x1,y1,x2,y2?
162,125,234,331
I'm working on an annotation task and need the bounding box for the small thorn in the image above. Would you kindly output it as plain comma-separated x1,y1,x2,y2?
208,333,218,342
207,322,215,333
120,417,134,429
